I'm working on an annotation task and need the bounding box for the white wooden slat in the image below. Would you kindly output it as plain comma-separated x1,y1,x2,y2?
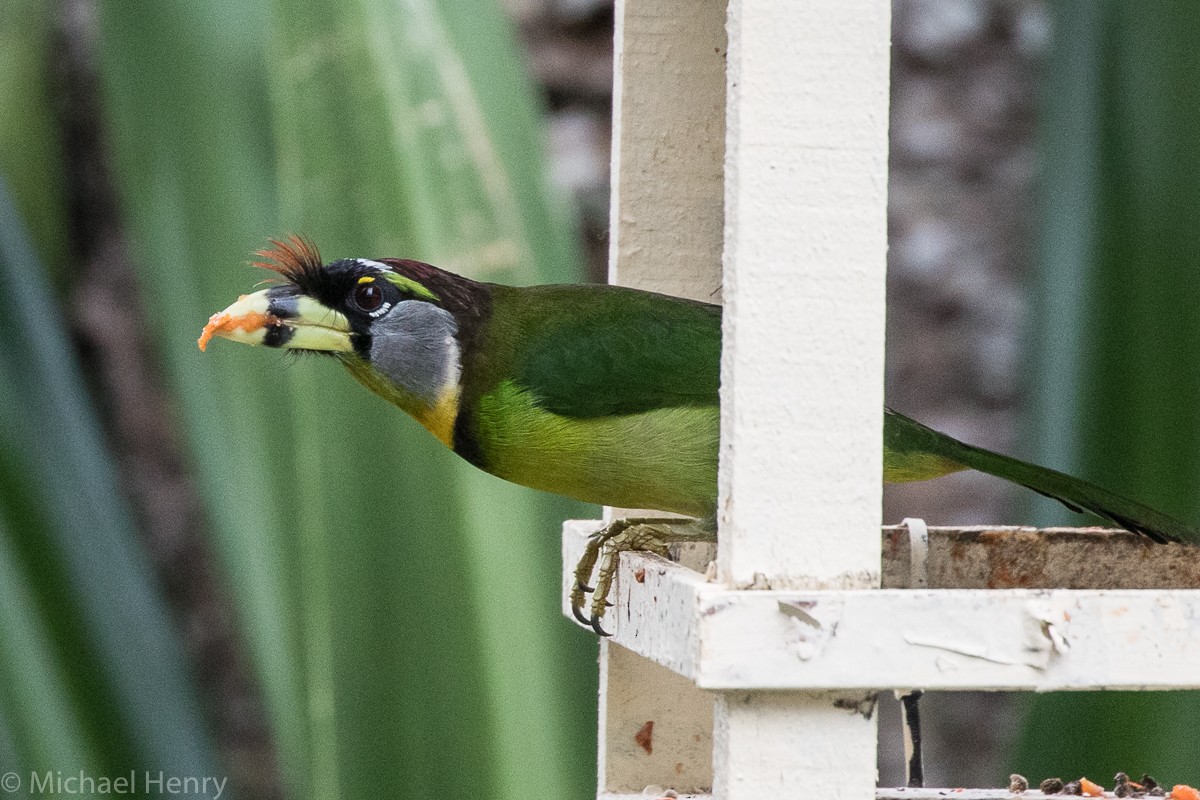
607,0,726,299
569,522,1200,594
718,0,891,590
714,0,890,798
566,524,1200,692
597,0,728,795
714,691,879,798
598,642,714,794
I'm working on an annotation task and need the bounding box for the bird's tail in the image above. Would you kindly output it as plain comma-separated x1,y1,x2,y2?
884,408,1200,545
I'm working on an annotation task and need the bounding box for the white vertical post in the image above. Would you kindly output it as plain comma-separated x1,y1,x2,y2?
600,0,727,795
714,692,878,798
598,643,714,793
716,0,890,797
607,0,727,301
719,0,891,589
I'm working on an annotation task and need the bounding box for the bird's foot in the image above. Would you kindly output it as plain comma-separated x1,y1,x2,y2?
571,517,710,636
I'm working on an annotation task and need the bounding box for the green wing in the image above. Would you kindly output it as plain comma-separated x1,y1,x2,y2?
498,283,722,419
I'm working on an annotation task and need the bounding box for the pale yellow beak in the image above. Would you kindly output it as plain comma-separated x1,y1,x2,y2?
198,288,354,353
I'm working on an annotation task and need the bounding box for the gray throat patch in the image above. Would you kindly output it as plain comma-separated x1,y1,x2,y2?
367,301,459,405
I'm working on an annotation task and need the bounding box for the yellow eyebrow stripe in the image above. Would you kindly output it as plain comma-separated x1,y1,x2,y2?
357,276,376,284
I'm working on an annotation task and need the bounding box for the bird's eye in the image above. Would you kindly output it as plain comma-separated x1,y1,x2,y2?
353,282,384,312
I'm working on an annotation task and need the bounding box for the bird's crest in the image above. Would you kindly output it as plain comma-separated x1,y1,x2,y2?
252,235,323,287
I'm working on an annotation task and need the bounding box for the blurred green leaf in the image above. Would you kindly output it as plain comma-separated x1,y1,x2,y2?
1018,0,1200,782
268,1,595,797
0,179,218,779
97,0,596,796
0,442,96,779
0,0,67,272
94,0,311,790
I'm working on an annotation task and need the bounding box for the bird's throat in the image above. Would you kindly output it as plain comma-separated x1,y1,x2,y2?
419,387,462,446
341,356,461,447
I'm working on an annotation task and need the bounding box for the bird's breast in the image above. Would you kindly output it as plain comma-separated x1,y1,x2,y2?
470,381,719,517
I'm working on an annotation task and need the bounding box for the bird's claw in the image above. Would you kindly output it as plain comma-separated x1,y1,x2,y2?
572,595,616,630
591,614,612,637
569,518,692,637
571,602,591,627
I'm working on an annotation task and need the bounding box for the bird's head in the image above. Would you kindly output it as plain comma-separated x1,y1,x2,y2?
201,236,482,444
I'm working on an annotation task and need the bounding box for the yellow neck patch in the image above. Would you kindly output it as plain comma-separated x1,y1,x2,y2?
411,385,461,447
341,358,460,448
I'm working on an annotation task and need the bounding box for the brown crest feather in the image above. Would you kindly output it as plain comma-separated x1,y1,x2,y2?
251,235,323,286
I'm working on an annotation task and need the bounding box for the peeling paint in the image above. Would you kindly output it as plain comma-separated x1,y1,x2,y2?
1025,600,1070,656
779,599,842,661
903,632,1049,669
777,600,821,629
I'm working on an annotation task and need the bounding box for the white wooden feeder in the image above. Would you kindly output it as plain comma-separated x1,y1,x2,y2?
561,1,1200,798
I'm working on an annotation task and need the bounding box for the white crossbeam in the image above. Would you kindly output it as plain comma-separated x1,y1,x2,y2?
565,522,1200,692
